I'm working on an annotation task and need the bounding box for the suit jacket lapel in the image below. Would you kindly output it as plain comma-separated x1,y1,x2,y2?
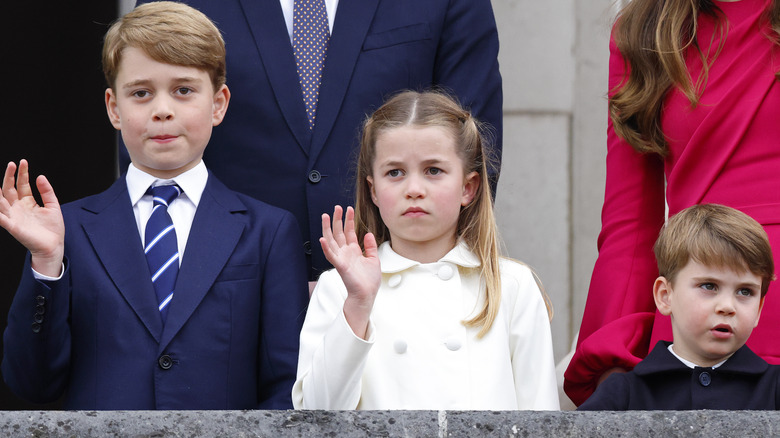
158,174,247,351
239,0,312,154
309,0,380,162
80,179,163,343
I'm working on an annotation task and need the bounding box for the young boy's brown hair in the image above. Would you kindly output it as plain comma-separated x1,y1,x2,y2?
654,203,775,296
102,1,226,90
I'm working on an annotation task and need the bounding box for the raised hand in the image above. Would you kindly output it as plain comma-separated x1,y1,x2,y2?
0,160,65,277
320,205,380,339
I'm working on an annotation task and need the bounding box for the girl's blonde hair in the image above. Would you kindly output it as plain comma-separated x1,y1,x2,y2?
355,90,502,337
610,0,780,156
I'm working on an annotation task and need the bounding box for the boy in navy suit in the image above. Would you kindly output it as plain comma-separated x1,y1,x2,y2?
0,1,308,409
580,204,780,410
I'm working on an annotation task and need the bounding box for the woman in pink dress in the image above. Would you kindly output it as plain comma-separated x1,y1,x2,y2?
565,0,780,406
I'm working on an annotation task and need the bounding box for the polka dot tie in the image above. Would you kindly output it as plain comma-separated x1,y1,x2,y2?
144,184,181,324
293,0,329,129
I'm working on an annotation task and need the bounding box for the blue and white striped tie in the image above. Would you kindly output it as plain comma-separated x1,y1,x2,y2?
144,184,181,323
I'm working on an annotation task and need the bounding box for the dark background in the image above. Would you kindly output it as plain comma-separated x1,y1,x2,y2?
0,2,119,409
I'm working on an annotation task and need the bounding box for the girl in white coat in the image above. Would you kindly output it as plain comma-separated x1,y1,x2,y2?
293,91,559,410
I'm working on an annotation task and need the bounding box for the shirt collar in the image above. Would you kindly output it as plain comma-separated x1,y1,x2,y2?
377,240,481,273
126,161,208,207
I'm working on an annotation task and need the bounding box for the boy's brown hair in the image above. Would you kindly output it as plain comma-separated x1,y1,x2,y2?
102,1,226,90
654,204,775,297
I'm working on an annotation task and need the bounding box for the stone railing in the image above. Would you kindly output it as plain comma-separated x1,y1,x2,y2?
0,410,777,437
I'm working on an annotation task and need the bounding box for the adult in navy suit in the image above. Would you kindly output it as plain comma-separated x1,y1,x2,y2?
129,0,503,280
0,2,307,409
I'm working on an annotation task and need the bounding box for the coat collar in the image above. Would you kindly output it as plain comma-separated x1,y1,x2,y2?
635,341,770,376
378,241,481,274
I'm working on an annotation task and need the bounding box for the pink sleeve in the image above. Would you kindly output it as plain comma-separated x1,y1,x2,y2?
564,36,666,406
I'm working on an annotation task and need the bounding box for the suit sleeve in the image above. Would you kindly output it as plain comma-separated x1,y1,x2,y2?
434,0,502,192
256,211,310,409
292,270,374,409
563,35,666,406
1,254,72,403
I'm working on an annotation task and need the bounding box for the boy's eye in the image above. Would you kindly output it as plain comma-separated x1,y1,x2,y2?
736,288,755,297
132,90,150,98
176,87,192,95
699,283,716,291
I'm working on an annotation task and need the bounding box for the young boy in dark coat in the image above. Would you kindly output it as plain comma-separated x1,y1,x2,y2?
579,204,780,410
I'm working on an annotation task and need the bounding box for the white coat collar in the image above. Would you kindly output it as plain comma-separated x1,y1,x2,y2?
378,240,481,273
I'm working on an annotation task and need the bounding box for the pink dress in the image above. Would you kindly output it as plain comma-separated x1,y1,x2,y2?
565,0,780,406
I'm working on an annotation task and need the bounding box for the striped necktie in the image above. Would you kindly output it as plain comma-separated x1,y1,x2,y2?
144,184,182,323
292,0,330,128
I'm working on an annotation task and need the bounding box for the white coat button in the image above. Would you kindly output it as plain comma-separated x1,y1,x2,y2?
394,339,407,354
437,265,454,280
388,274,402,288
444,337,462,351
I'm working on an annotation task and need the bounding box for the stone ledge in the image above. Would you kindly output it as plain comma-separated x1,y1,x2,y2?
0,410,777,437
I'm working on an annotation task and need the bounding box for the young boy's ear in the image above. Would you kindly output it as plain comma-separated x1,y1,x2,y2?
653,276,673,316
105,88,122,131
211,84,230,127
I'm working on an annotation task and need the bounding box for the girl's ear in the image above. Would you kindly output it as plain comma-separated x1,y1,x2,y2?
461,171,479,206
653,276,673,316
367,176,378,205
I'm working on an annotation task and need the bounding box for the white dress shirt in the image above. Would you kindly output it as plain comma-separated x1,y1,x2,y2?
293,241,560,410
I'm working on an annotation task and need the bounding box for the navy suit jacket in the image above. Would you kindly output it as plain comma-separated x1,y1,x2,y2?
1,172,308,410
126,0,503,279
579,341,780,410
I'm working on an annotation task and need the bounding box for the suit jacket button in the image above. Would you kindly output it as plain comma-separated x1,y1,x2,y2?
308,170,322,183
158,355,174,370
36,295,46,306
35,305,45,316
31,323,41,333
33,313,44,324
303,240,312,255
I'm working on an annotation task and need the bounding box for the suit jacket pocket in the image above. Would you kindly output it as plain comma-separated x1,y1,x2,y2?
215,263,259,283
363,23,431,51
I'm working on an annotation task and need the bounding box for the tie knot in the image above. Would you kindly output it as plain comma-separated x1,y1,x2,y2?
148,184,181,207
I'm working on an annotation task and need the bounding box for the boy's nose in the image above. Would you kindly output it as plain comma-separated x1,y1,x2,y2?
152,99,174,121
716,295,737,315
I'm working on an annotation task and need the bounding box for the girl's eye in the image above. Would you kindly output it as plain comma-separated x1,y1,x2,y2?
387,169,402,178
737,288,755,297
428,167,442,176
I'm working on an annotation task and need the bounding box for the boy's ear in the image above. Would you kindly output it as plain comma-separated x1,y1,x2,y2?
105,88,122,131
211,84,230,127
461,171,479,206
366,176,378,205
653,276,673,316
755,296,766,327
